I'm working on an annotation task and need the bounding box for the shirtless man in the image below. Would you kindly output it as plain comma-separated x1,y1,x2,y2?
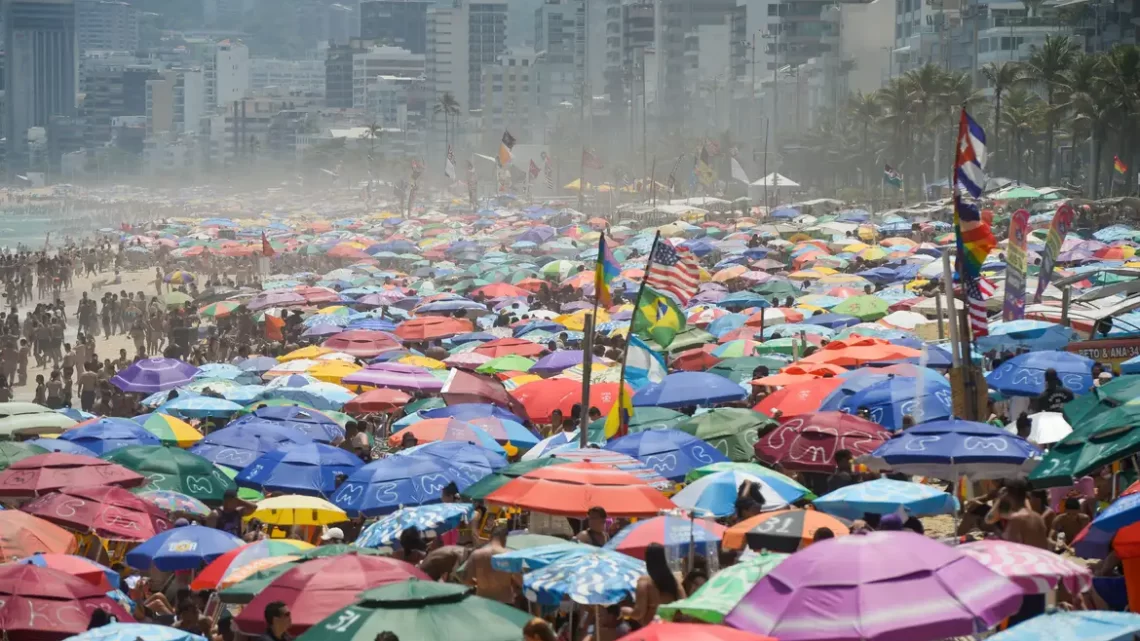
988,479,1049,549
462,522,516,604
1052,497,1091,552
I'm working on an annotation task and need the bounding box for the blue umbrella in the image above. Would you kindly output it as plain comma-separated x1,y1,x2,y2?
234,406,345,442
237,356,279,373
332,453,482,517
977,320,1079,353
235,443,363,497
717,292,771,310
220,384,268,404
986,350,1095,397
420,403,525,424
55,407,97,422
355,503,476,549
160,396,244,419
193,363,246,381
492,543,593,573
26,437,96,456
802,313,861,330
266,374,318,389
834,369,953,431
604,429,729,481
58,418,161,455
393,441,507,485
861,419,1042,480
125,525,242,571
64,623,207,641
262,385,355,411
188,423,314,470
670,470,803,517
986,611,1140,641
522,549,646,605
633,372,747,408
706,314,747,338
812,478,959,520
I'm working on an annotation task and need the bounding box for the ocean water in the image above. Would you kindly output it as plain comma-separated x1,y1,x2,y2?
0,205,112,250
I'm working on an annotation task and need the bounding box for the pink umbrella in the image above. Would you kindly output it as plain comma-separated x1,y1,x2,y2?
725,531,1023,641
248,290,306,310
958,540,1092,595
443,352,493,370
321,330,403,357
342,362,443,392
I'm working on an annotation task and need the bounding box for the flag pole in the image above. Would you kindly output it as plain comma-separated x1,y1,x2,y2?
611,230,662,439
950,105,979,421
579,312,594,448
650,156,657,208
578,145,587,212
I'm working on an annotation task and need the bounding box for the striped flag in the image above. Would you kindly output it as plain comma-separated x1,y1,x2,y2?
444,145,456,179
646,240,700,305
952,107,996,338
542,152,554,190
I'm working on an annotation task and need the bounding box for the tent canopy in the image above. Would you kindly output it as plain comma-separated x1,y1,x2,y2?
751,173,800,188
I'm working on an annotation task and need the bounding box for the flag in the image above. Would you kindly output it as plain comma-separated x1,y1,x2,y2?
411,158,423,181
528,159,541,180
265,315,285,342
632,286,685,347
582,148,604,170
603,382,635,439
704,140,721,157
646,240,700,304
731,157,750,184
542,152,554,190
594,235,620,307
261,231,275,257
1034,203,1075,303
1002,209,1029,321
445,145,456,179
954,109,986,198
696,146,715,187
884,164,902,188
499,130,516,166
1115,155,1128,174
623,335,667,390
952,108,996,337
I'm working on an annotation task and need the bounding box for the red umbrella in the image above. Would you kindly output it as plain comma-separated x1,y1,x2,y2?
798,337,921,367
15,554,117,591
671,345,722,371
22,485,171,541
343,388,412,415
471,283,532,298
295,286,343,303
472,337,547,358
0,511,78,560
515,278,547,293
441,370,530,420
321,329,403,357
0,453,144,498
753,377,845,417
486,462,675,518
754,411,890,473
327,245,372,260
623,622,776,641
394,316,473,341
0,564,133,641
510,378,630,423
234,553,428,635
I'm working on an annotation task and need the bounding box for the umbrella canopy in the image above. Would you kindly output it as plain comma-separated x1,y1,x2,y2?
753,378,847,416
102,445,237,502
485,462,675,517
23,485,171,541
386,418,506,454
603,428,730,481
0,453,144,498
110,358,200,393
135,490,210,517
958,539,1092,595
658,552,788,624
0,511,79,560
633,372,747,408
0,441,49,470
125,524,243,571
235,554,429,635
812,478,959,520
459,457,570,500
332,452,489,517
724,531,1024,641
322,330,402,357
132,413,203,447
623,622,775,641
294,580,531,641
723,509,850,552
58,417,161,455
250,495,348,526
860,419,1042,480
343,362,444,392
605,515,727,560
986,350,1095,397
15,553,119,590
671,470,803,517
236,443,363,496
755,412,890,472
64,624,206,641
674,408,774,462
190,538,315,590
985,611,1140,641
522,548,646,605
0,402,77,439
355,503,476,550
0,564,133,641
510,378,629,423
188,423,316,470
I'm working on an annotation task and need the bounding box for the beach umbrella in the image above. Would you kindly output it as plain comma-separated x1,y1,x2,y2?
131,413,203,447
986,350,1095,397
110,358,200,393
530,349,585,375
830,295,889,320
459,457,570,500
958,539,1092,595
125,525,243,571
523,548,646,605
671,470,803,517
722,509,850,552
486,462,675,517
64,624,206,641
1020,411,1073,445
294,580,531,641
812,478,959,520
250,495,347,526
386,418,506,454
162,395,245,418
332,453,479,517
633,372,746,408
235,554,429,636
218,561,302,604
674,408,774,462
393,441,507,484
511,378,629,423
134,490,210,517
0,441,48,471
473,337,548,358
235,443,363,496
476,354,537,374
237,405,346,441
605,514,726,560
977,320,1078,352
984,611,1140,641
395,316,473,340
238,356,280,373
490,543,594,573
724,531,1024,641
604,428,729,481
861,419,1041,480
14,554,119,590
0,453,144,498
685,462,813,497
23,485,170,541
833,370,953,431
162,291,193,307
0,511,79,560
190,538,315,590
343,362,444,392
0,565,133,641
755,412,890,473
658,552,788,624
103,445,237,502
199,301,241,318
58,417,162,455
342,388,412,414
753,378,847,416
355,503,475,550
189,423,315,470
626,622,774,641
322,330,402,358
0,402,78,439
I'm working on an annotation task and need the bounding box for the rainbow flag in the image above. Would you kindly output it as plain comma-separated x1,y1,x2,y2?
1115,155,1128,175
594,235,620,307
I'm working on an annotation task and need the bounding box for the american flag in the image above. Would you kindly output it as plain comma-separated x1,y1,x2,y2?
542,152,554,190
965,277,991,337
646,240,700,304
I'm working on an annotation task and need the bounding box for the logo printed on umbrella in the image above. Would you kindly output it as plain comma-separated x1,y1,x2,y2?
690,445,716,465
904,436,941,452
643,454,678,475
168,540,198,553
185,476,214,495
373,482,399,505
54,498,87,518
419,474,449,497
102,509,141,531
963,437,1009,451
336,483,363,505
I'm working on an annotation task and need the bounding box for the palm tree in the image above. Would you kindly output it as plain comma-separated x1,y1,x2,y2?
876,77,917,197
1001,88,1045,184
361,121,383,159
1027,35,1080,183
434,92,461,148
981,62,1027,173
848,91,882,191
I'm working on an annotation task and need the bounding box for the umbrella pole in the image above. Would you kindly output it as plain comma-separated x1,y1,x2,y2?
688,511,696,571
580,312,595,449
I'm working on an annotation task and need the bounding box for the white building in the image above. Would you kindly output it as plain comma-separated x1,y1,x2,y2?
146,67,205,137
426,0,507,114
974,3,1080,68
366,75,416,130
352,45,425,109
251,58,326,97
76,0,139,52
482,47,540,144
208,39,250,108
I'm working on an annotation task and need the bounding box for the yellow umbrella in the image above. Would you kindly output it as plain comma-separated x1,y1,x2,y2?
657,223,688,237
399,355,447,369
858,247,888,261
503,374,542,391
250,495,347,526
818,273,868,285
842,242,871,252
713,265,749,282
315,305,350,315
556,309,611,331
305,360,362,384
796,304,829,314
905,278,931,291
280,346,334,362
881,237,918,248
788,270,827,281
857,225,878,242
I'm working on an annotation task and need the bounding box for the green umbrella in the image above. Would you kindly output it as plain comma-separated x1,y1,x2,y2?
675,408,775,462
685,462,814,499
405,397,446,415
102,445,237,503
752,337,803,357
752,281,800,300
645,328,716,353
162,291,194,307
298,544,387,561
216,465,265,501
588,407,687,435
461,457,571,500
296,580,531,641
0,441,48,471
658,552,789,623
1062,376,1140,425
1028,402,1140,487
831,295,889,321
540,260,580,279
219,561,300,604
0,403,77,439
475,354,536,374
235,398,322,416
709,357,788,384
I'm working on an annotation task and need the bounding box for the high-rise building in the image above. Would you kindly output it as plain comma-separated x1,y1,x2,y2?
4,0,79,175
325,43,358,108
76,0,139,52
352,45,424,108
146,67,205,137
360,0,432,54
534,0,584,109
505,0,543,45
481,46,538,143
251,58,327,97
81,65,157,147
425,0,507,113
654,0,737,120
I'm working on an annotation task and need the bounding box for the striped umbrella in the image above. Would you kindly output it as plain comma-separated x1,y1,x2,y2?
132,413,203,448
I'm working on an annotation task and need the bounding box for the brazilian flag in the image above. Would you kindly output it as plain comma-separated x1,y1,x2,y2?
632,286,685,348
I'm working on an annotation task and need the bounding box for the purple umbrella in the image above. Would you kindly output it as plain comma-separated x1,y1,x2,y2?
358,291,407,306
342,362,443,392
530,350,584,376
302,323,344,338
692,289,727,304
725,531,1023,641
111,358,200,394
247,289,306,310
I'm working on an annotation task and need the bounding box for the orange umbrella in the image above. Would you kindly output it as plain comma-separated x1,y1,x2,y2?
0,511,78,560
515,278,548,293
321,330,402,358
511,378,631,423
722,509,850,552
744,308,805,327
394,317,473,341
485,462,675,518
470,283,532,298
671,345,722,371
754,377,846,417
798,337,920,367
472,338,548,358
751,363,846,387
343,388,411,415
